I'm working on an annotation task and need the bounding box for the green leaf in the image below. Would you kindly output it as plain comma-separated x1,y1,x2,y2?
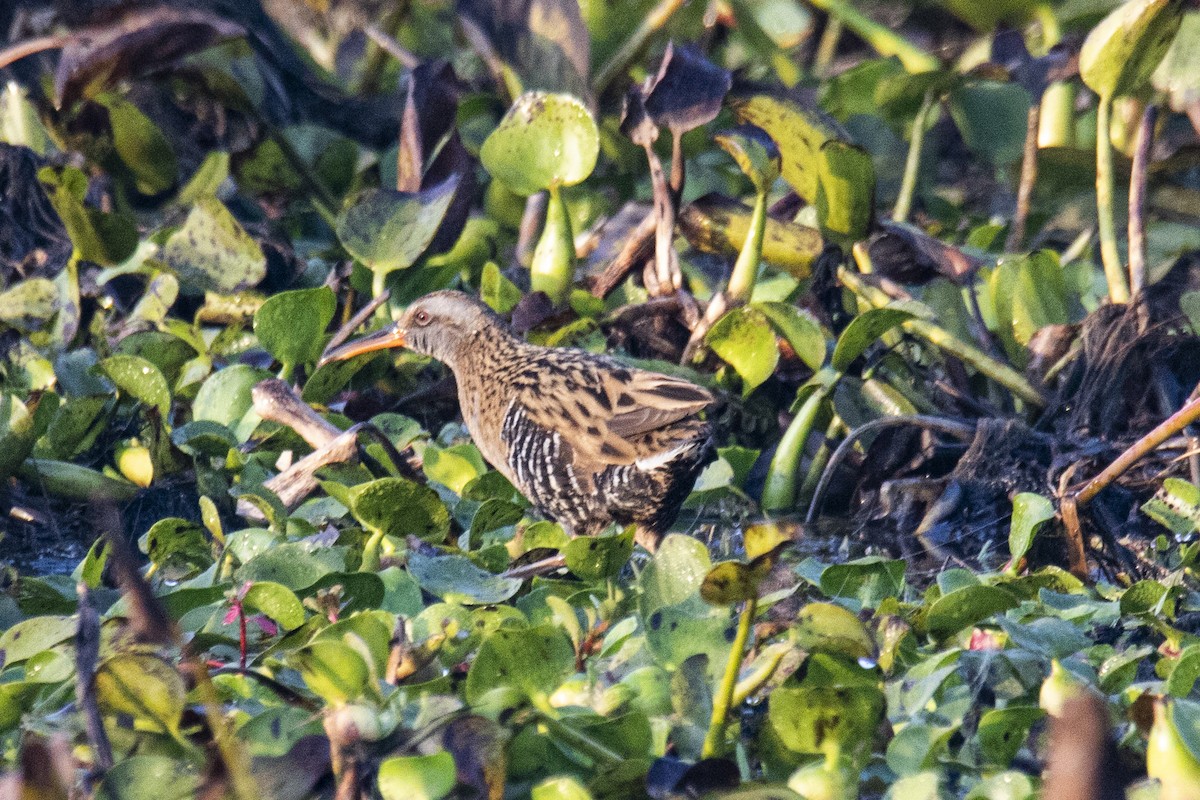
925,585,1018,639
715,125,781,193
1008,492,1055,566
481,91,599,195
406,549,522,604
831,307,916,372
0,393,35,480
100,355,171,417
532,777,594,800
95,756,199,800
755,301,828,371
97,94,178,194
163,196,267,293
481,261,523,313
0,615,76,663
564,528,635,581
18,459,140,502
95,652,186,734
1143,478,1200,536
291,639,371,705
819,557,906,608
176,151,230,205
948,82,1031,165
792,601,875,659
192,364,270,442
40,166,137,266
336,177,458,275
465,625,575,704
349,477,451,542
706,305,779,395
378,752,457,800
976,706,1043,767
700,560,758,605
0,278,58,332
242,581,306,630
236,543,336,589
769,654,884,756
253,286,336,368
1080,0,1185,99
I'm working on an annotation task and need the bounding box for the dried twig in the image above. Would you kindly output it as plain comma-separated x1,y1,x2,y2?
589,211,657,297
325,290,391,355
1005,104,1042,253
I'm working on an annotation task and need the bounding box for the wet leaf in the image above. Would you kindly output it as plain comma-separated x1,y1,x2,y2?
242,581,306,630
465,625,575,704
100,355,171,417
407,549,522,604
792,602,875,659
0,615,76,664
756,302,827,371
192,364,270,442
481,92,599,196
564,528,635,580
925,585,1018,639
349,477,451,542
336,177,459,274
700,561,758,605
163,196,266,293
706,305,779,395
0,393,35,480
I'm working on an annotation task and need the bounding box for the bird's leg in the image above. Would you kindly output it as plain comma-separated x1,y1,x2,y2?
634,526,663,553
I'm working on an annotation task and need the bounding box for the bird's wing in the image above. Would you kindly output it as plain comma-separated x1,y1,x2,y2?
514,358,713,467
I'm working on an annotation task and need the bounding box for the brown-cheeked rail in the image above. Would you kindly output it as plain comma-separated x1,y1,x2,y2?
321,291,716,572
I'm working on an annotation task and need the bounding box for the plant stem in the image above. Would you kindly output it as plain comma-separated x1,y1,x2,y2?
893,89,934,224
702,597,756,759
1038,81,1075,149
762,384,833,512
804,0,939,73
841,256,1045,407
592,0,689,94
1095,94,1130,303
530,185,575,305
1075,388,1200,507
1005,103,1041,253
1128,103,1158,297
813,16,844,77
726,190,767,302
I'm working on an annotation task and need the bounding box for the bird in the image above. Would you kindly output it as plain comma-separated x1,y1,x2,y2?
321,290,716,554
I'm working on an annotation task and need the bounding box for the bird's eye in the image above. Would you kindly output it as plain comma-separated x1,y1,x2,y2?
414,310,431,326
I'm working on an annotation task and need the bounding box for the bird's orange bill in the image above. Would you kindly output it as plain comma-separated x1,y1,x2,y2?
319,325,406,366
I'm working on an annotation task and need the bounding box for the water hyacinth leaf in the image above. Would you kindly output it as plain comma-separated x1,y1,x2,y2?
1143,478,1200,536
563,527,634,580
96,94,178,194
291,639,371,705
678,194,823,278
0,279,58,331
349,477,451,541
1080,0,1185,99
976,706,1043,767
0,393,35,480
378,752,457,800
0,615,77,664
531,776,593,800
755,302,827,371
163,196,267,293
423,443,487,494
94,755,200,800
236,543,336,589
1008,492,1055,566
938,0,1039,32
643,596,732,677
706,305,779,395
100,355,171,417
41,167,138,266
643,42,732,134
714,125,781,193
831,307,916,372
192,364,270,442
253,286,336,369
242,581,306,631
639,534,713,611
480,92,599,196
768,657,884,755
948,81,1031,165
925,585,1019,639
95,652,186,735
465,625,575,704
18,459,140,502
406,549,522,604
815,139,875,241
143,518,211,574
1121,579,1176,617
336,177,459,274
481,261,523,313
792,602,875,659
818,558,905,607
176,151,230,205
700,561,758,605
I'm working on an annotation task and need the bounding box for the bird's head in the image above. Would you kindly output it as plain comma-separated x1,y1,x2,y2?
320,291,503,368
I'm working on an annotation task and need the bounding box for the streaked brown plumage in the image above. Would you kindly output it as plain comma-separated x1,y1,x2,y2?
322,291,715,551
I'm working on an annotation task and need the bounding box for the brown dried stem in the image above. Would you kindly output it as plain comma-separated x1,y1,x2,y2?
1005,104,1041,253
1128,103,1158,298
